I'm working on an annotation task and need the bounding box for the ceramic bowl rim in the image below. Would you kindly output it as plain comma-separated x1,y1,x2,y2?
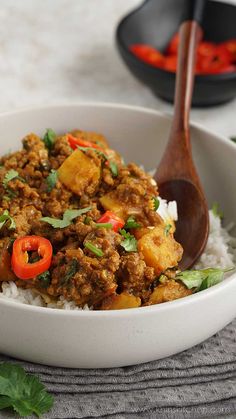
0,101,235,317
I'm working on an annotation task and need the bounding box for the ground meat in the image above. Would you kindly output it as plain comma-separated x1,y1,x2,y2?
0,129,185,309
117,253,156,300
48,246,119,307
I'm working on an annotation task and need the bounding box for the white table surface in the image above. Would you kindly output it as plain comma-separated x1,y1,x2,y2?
0,0,236,138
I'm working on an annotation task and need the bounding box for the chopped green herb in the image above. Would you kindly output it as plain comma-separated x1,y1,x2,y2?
0,210,16,230
212,202,223,219
95,222,113,229
43,129,56,150
3,169,19,187
124,216,141,230
153,197,160,211
84,241,104,257
84,216,92,225
164,224,172,236
109,161,118,177
0,362,54,417
230,137,236,143
60,259,78,285
159,274,167,284
2,169,25,200
46,170,58,192
119,229,137,252
40,206,92,229
37,270,51,288
78,146,107,161
177,267,234,292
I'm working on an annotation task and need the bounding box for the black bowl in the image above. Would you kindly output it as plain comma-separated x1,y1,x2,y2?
116,0,236,107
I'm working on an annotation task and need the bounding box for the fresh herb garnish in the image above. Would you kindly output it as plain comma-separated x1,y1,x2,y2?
78,146,119,177
60,259,78,285
119,229,137,252
230,137,236,143
43,129,56,150
84,216,92,225
212,202,223,219
84,241,104,257
40,206,92,229
109,161,118,177
45,170,58,192
3,169,19,187
177,267,234,291
37,270,51,288
164,224,172,236
95,223,113,229
78,146,108,160
2,169,25,200
0,210,16,230
124,216,141,230
153,197,160,211
0,362,54,417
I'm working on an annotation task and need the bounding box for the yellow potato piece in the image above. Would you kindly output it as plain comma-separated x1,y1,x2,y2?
58,149,100,196
138,225,183,275
101,292,141,310
100,192,127,219
148,280,192,305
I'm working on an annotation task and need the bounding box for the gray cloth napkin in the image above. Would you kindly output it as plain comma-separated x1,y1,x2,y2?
1,318,236,419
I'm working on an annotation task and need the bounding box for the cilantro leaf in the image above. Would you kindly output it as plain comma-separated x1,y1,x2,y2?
124,216,141,229
0,362,53,417
2,169,19,187
109,161,118,177
43,129,56,150
230,137,236,143
119,229,137,252
46,170,58,192
153,197,160,211
177,267,234,291
212,202,223,219
0,210,16,230
40,206,92,228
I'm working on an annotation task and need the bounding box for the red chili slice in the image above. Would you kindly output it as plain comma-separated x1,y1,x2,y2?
11,236,53,280
97,211,125,233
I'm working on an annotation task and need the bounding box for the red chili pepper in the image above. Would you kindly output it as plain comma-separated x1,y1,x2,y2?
166,33,179,55
221,39,236,63
130,44,165,68
164,55,177,72
97,211,125,232
67,134,104,152
11,236,53,280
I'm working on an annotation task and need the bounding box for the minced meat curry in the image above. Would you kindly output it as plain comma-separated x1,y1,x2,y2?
0,129,192,309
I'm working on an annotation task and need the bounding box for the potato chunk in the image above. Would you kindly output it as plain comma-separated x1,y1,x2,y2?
138,225,183,275
58,149,100,196
101,292,141,310
100,192,127,219
148,280,192,305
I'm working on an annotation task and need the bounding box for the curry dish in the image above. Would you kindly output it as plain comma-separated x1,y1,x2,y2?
0,129,192,309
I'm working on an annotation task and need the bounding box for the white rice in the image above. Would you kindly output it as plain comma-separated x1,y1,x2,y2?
0,200,235,309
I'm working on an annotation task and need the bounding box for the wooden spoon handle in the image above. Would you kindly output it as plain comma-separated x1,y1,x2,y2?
172,21,202,135
155,21,203,184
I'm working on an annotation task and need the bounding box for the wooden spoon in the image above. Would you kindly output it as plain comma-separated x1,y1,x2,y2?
154,5,209,270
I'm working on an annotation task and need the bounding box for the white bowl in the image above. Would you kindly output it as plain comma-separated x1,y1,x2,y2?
0,103,236,368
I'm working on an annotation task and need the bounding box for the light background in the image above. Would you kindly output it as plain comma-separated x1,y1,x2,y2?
0,0,235,137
